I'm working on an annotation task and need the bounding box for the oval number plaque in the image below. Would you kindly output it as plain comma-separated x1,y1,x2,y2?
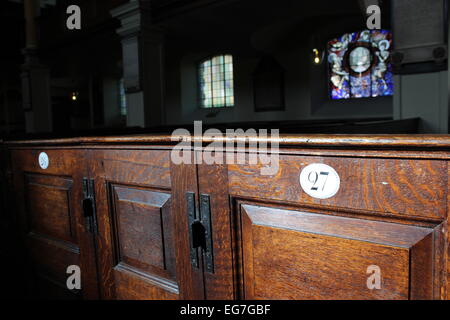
300,163,340,199
38,152,49,170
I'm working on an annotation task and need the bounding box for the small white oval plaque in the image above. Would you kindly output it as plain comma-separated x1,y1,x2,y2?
300,163,340,199
38,152,49,170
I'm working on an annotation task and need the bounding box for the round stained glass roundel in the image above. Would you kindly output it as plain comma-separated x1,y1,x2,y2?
349,46,372,73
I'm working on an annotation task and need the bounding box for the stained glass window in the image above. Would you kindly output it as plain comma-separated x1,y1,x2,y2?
328,29,393,100
199,55,234,108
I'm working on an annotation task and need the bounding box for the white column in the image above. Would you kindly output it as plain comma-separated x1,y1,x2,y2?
22,0,52,133
111,0,165,128
391,0,448,133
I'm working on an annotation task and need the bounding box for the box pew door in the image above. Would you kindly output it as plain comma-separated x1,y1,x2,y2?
226,154,447,300
11,149,99,299
92,149,204,300
184,156,443,300
234,203,439,300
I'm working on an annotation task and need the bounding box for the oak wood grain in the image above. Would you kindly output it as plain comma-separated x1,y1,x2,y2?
114,263,179,300
6,134,450,149
25,174,75,243
197,157,235,299
228,155,447,219
6,135,450,300
92,150,178,300
10,149,100,299
170,151,206,299
238,204,437,300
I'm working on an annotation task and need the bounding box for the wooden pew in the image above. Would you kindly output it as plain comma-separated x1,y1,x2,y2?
4,132,449,300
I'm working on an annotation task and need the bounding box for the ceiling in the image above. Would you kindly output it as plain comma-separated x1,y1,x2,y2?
158,0,364,55
8,0,56,8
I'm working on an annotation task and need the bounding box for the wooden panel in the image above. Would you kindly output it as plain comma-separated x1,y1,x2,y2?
34,274,81,300
433,223,447,299
111,185,174,278
7,139,449,301
28,232,81,298
10,149,80,176
447,163,450,300
92,149,203,300
10,149,100,299
410,233,434,300
100,150,171,188
169,152,206,299
28,233,80,278
25,174,75,243
229,155,446,219
114,264,178,300
197,160,234,299
237,204,436,300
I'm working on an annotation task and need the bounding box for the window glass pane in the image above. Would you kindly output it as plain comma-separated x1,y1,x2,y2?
199,55,234,108
328,30,393,100
119,78,127,116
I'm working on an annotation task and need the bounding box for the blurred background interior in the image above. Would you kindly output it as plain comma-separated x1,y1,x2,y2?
0,0,448,138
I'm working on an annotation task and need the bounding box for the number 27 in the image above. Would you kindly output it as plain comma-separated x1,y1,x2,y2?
308,171,329,191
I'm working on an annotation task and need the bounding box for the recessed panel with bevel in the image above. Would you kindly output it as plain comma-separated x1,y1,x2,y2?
237,204,436,300
25,173,75,243
111,185,174,280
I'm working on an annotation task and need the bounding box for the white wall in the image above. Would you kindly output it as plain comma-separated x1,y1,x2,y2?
103,78,122,127
165,44,393,126
394,71,448,133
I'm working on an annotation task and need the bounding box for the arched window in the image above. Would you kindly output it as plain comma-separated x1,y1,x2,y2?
328,29,393,99
198,54,234,108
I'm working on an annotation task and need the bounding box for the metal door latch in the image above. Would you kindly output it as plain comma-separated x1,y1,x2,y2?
82,178,98,234
186,192,214,273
